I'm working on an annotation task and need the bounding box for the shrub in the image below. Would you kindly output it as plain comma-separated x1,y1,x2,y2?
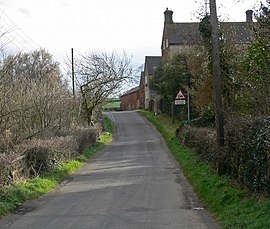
176,125,217,167
75,128,97,153
0,154,13,188
177,116,270,194
225,116,270,194
22,137,78,177
0,126,97,186
24,146,55,177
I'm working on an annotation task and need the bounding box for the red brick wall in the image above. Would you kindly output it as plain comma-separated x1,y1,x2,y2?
121,90,140,111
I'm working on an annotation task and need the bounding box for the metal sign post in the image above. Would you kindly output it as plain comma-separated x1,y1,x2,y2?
187,90,190,121
175,89,190,121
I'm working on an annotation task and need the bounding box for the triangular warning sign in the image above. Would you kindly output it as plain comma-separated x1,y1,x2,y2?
175,89,186,100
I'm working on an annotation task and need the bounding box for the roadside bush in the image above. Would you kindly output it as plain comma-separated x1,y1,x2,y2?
24,146,56,177
0,126,96,184
92,108,104,135
53,127,97,154
0,152,28,188
22,137,78,177
75,128,97,153
176,125,217,167
177,116,270,194
0,154,13,188
0,131,14,154
225,116,270,194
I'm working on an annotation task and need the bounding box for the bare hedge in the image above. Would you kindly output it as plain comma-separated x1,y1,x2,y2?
74,128,97,153
0,153,14,188
0,127,96,189
21,136,78,177
176,126,218,167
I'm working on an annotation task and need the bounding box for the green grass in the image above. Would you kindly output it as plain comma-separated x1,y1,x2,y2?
103,99,121,110
140,110,270,229
0,117,113,216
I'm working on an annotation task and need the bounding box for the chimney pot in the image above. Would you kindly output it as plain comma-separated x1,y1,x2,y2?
164,8,173,24
246,10,253,22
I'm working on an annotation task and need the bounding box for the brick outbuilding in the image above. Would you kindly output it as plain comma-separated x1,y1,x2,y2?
120,86,140,111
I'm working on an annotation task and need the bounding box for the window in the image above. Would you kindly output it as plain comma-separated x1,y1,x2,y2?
166,39,169,48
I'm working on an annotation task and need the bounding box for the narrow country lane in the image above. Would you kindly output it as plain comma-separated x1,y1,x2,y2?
0,111,219,229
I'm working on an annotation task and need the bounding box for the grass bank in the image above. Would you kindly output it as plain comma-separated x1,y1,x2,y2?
140,110,270,229
0,117,113,217
103,98,121,111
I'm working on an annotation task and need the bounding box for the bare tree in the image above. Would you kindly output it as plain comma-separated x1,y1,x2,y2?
0,49,78,149
75,50,133,125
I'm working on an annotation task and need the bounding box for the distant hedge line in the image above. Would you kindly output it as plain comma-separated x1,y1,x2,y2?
176,116,270,194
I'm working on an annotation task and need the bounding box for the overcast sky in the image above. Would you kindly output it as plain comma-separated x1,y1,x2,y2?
0,0,264,68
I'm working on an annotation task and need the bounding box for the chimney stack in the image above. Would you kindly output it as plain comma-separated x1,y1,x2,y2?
164,8,173,24
246,10,253,22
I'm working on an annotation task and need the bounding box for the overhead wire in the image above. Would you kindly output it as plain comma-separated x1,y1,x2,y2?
0,9,38,49
0,8,41,53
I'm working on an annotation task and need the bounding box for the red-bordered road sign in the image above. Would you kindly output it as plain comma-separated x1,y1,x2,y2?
175,89,186,100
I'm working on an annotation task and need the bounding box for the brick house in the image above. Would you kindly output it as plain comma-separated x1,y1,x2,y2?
144,56,162,110
162,8,254,61
143,8,254,109
139,71,145,109
121,8,254,112
121,55,162,111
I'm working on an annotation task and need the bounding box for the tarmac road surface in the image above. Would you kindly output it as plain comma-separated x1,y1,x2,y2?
0,111,219,229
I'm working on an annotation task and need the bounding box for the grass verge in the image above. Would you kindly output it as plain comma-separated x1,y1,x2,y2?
0,117,113,217
140,110,270,229
103,99,121,111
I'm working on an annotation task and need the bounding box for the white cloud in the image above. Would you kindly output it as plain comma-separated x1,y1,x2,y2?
17,7,31,17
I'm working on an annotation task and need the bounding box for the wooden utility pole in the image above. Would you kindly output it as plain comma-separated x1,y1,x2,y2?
71,48,75,96
209,0,225,174
209,0,224,147
205,0,210,15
